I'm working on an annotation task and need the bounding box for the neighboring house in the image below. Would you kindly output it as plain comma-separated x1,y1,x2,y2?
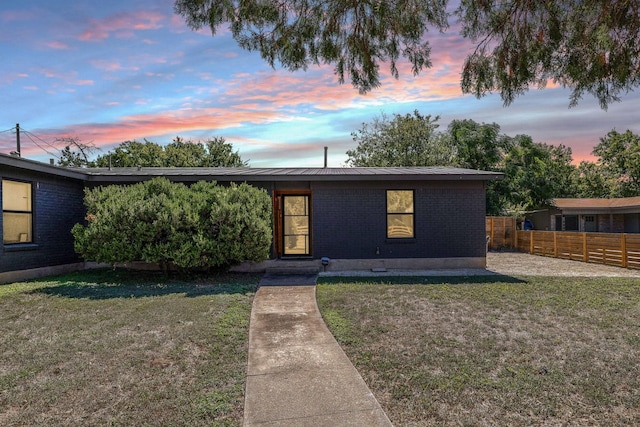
1,153,502,281
550,197,640,233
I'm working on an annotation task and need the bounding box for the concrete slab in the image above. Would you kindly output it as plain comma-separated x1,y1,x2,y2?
251,287,318,314
243,408,391,427
244,369,380,423
259,273,319,287
247,343,355,376
243,285,392,427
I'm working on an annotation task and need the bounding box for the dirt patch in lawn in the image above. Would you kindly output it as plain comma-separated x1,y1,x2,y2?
487,251,640,277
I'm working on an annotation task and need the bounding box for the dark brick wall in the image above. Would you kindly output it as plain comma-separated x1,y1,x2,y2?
311,180,487,259
1,168,85,273
1,169,489,274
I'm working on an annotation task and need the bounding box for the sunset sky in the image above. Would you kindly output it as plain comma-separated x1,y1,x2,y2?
2,0,640,167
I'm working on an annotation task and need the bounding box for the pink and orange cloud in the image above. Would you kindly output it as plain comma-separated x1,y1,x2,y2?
77,10,165,42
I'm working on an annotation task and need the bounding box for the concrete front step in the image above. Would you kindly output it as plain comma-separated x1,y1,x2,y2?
265,266,321,275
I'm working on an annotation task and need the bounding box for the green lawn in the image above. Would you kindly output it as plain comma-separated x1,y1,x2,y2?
0,269,260,427
317,275,640,426
5,270,640,426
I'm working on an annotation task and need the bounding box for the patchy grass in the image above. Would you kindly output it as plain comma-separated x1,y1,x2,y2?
317,276,640,426
0,269,260,427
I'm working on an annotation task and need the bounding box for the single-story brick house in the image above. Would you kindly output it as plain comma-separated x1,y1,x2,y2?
1,153,502,282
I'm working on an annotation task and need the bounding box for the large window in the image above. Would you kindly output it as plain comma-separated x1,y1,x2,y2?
2,179,32,244
386,190,414,238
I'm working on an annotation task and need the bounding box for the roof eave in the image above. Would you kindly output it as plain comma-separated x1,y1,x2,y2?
0,153,87,180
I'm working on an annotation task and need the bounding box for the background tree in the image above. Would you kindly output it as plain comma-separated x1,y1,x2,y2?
447,119,507,171
56,137,99,167
203,137,247,167
574,161,622,198
94,140,166,167
345,110,582,214
346,111,454,167
164,137,209,167
496,136,577,214
175,0,640,108
92,137,247,168
592,130,640,196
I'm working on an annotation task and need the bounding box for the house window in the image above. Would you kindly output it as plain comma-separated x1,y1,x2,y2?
2,179,32,244
387,190,414,238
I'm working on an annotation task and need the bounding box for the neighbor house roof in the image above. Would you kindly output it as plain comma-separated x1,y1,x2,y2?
552,197,640,214
0,154,503,182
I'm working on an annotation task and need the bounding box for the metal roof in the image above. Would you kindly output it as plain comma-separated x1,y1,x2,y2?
0,154,503,182
0,153,87,180
81,166,503,182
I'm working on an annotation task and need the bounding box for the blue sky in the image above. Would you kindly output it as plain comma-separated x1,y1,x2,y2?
2,0,640,167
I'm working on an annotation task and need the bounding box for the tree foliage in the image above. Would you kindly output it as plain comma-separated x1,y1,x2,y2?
175,0,448,94
346,110,454,167
56,137,99,168
175,0,640,108
447,119,507,171
496,136,577,214
72,178,272,271
574,161,621,198
459,0,640,109
92,137,247,168
592,129,640,196
345,110,585,214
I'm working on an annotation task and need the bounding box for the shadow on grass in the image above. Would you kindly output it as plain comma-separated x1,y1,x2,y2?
318,273,527,286
29,268,261,300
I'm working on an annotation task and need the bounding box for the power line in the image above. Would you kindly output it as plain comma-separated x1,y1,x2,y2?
0,126,16,134
22,131,61,159
21,129,60,151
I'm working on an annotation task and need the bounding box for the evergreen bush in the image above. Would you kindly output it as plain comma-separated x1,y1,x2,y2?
72,178,272,271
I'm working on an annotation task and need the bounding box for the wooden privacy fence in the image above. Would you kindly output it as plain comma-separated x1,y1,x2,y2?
515,230,640,270
486,216,517,250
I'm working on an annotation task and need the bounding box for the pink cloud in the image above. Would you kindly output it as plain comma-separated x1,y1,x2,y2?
77,10,164,42
90,59,122,72
45,41,70,50
0,10,35,22
35,68,93,86
0,72,29,85
16,107,287,157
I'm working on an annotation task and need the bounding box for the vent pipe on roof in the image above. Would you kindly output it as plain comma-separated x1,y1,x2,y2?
324,146,328,168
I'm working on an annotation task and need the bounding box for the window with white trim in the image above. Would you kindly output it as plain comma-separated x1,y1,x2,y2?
2,179,33,244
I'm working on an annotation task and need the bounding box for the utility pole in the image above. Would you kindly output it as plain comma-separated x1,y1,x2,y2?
16,123,21,157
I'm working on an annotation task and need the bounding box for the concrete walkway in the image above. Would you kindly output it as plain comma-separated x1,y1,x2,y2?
243,284,393,426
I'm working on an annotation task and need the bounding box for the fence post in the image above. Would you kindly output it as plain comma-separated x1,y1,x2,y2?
554,232,558,257
490,217,495,250
530,231,534,254
583,232,588,262
622,234,628,268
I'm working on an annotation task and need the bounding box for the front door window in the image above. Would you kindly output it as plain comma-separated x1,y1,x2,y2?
283,195,310,255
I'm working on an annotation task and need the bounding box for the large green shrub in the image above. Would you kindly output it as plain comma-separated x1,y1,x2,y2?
72,178,272,271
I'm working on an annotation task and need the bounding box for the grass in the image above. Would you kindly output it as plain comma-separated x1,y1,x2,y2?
317,275,640,426
0,268,260,427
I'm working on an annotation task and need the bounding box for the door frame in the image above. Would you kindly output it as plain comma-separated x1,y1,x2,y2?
273,190,312,258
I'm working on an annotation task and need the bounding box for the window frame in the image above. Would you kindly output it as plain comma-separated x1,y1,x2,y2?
2,178,34,245
386,189,415,239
